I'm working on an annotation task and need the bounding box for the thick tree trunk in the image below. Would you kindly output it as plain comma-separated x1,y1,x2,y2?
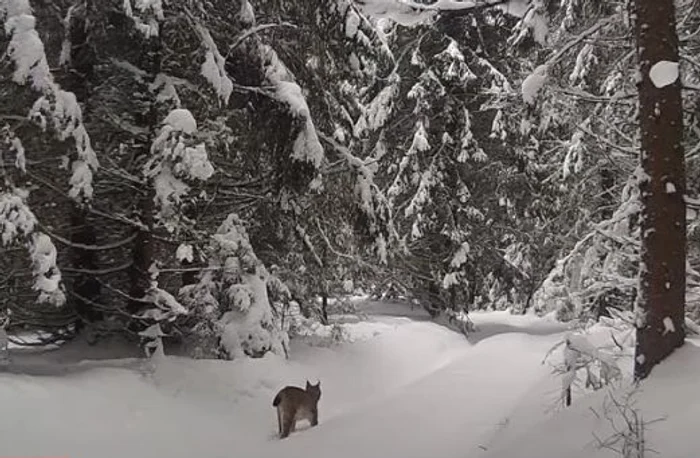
63,7,103,329
634,0,686,380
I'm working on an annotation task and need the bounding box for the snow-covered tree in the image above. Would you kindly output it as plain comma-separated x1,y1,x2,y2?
180,214,288,359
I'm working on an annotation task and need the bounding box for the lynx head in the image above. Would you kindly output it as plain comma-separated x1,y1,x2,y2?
305,380,321,401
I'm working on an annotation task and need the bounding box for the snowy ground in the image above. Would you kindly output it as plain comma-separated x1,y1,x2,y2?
0,301,695,458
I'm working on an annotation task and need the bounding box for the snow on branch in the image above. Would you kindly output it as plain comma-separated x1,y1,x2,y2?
144,109,214,233
261,45,324,169
195,24,234,105
139,283,188,322
1,125,26,172
179,213,289,359
123,0,163,37
354,73,401,137
0,188,66,306
1,0,99,202
353,0,511,25
519,16,617,104
318,132,395,263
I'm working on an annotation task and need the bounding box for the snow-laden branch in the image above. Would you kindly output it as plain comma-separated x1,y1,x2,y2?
195,23,234,105
0,188,66,306
226,22,298,55
1,0,99,202
123,0,163,37
353,0,511,26
261,45,325,169
144,109,215,233
520,16,618,104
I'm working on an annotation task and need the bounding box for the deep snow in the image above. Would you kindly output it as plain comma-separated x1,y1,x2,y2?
0,301,695,458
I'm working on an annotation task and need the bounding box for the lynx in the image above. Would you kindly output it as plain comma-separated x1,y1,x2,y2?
272,380,321,439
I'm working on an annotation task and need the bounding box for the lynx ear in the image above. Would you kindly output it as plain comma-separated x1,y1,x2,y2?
306,380,312,389
316,380,321,387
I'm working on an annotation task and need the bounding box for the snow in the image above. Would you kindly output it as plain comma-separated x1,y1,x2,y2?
523,7,548,45
1,301,697,458
123,0,162,37
0,303,569,458
356,0,531,26
355,0,437,26
2,3,98,201
180,214,288,359
663,316,676,334
10,135,26,171
197,24,234,105
239,0,256,25
522,64,548,104
359,77,400,134
162,108,197,134
485,338,700,458
666,181,677,194
28,233,66,306
140,284,188,321
261,45,324,169
497,0,529,17
176,243,194,262
0,187,36,245
450,242,471,268
649,60,679,88
0,188,65,306
146,109,214,229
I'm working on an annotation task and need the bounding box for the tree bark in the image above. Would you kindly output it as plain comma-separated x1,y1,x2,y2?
128,29,161,315
63,5,103,329
634,0,686,380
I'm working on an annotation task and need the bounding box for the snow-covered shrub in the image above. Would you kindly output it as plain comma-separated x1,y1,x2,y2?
545,310,633,407
327,295,368,320
179,214,288,359
288,316,350,347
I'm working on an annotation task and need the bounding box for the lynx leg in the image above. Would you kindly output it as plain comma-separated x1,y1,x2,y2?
281,409,295,439
311,407,318,427
276,406,282,436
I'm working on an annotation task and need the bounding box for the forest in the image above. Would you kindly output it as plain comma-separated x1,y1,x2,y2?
3,0,696,371
0,1,699,455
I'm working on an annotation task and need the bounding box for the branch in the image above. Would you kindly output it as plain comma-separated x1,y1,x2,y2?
62,261,133,276
434,0,509,17
355,0,508,15
296,224,323,268
546,16,618,66
40,227,138,251
226,22,298,57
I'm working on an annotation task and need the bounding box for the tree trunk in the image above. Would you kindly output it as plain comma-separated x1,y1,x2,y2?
128,193,155,314
128,30,162,315
321,290,329,325
634,0,686,380
63,6,103,329
70,209,103,325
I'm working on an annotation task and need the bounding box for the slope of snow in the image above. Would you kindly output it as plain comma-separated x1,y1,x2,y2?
0,304,594,458
484,338,700,458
